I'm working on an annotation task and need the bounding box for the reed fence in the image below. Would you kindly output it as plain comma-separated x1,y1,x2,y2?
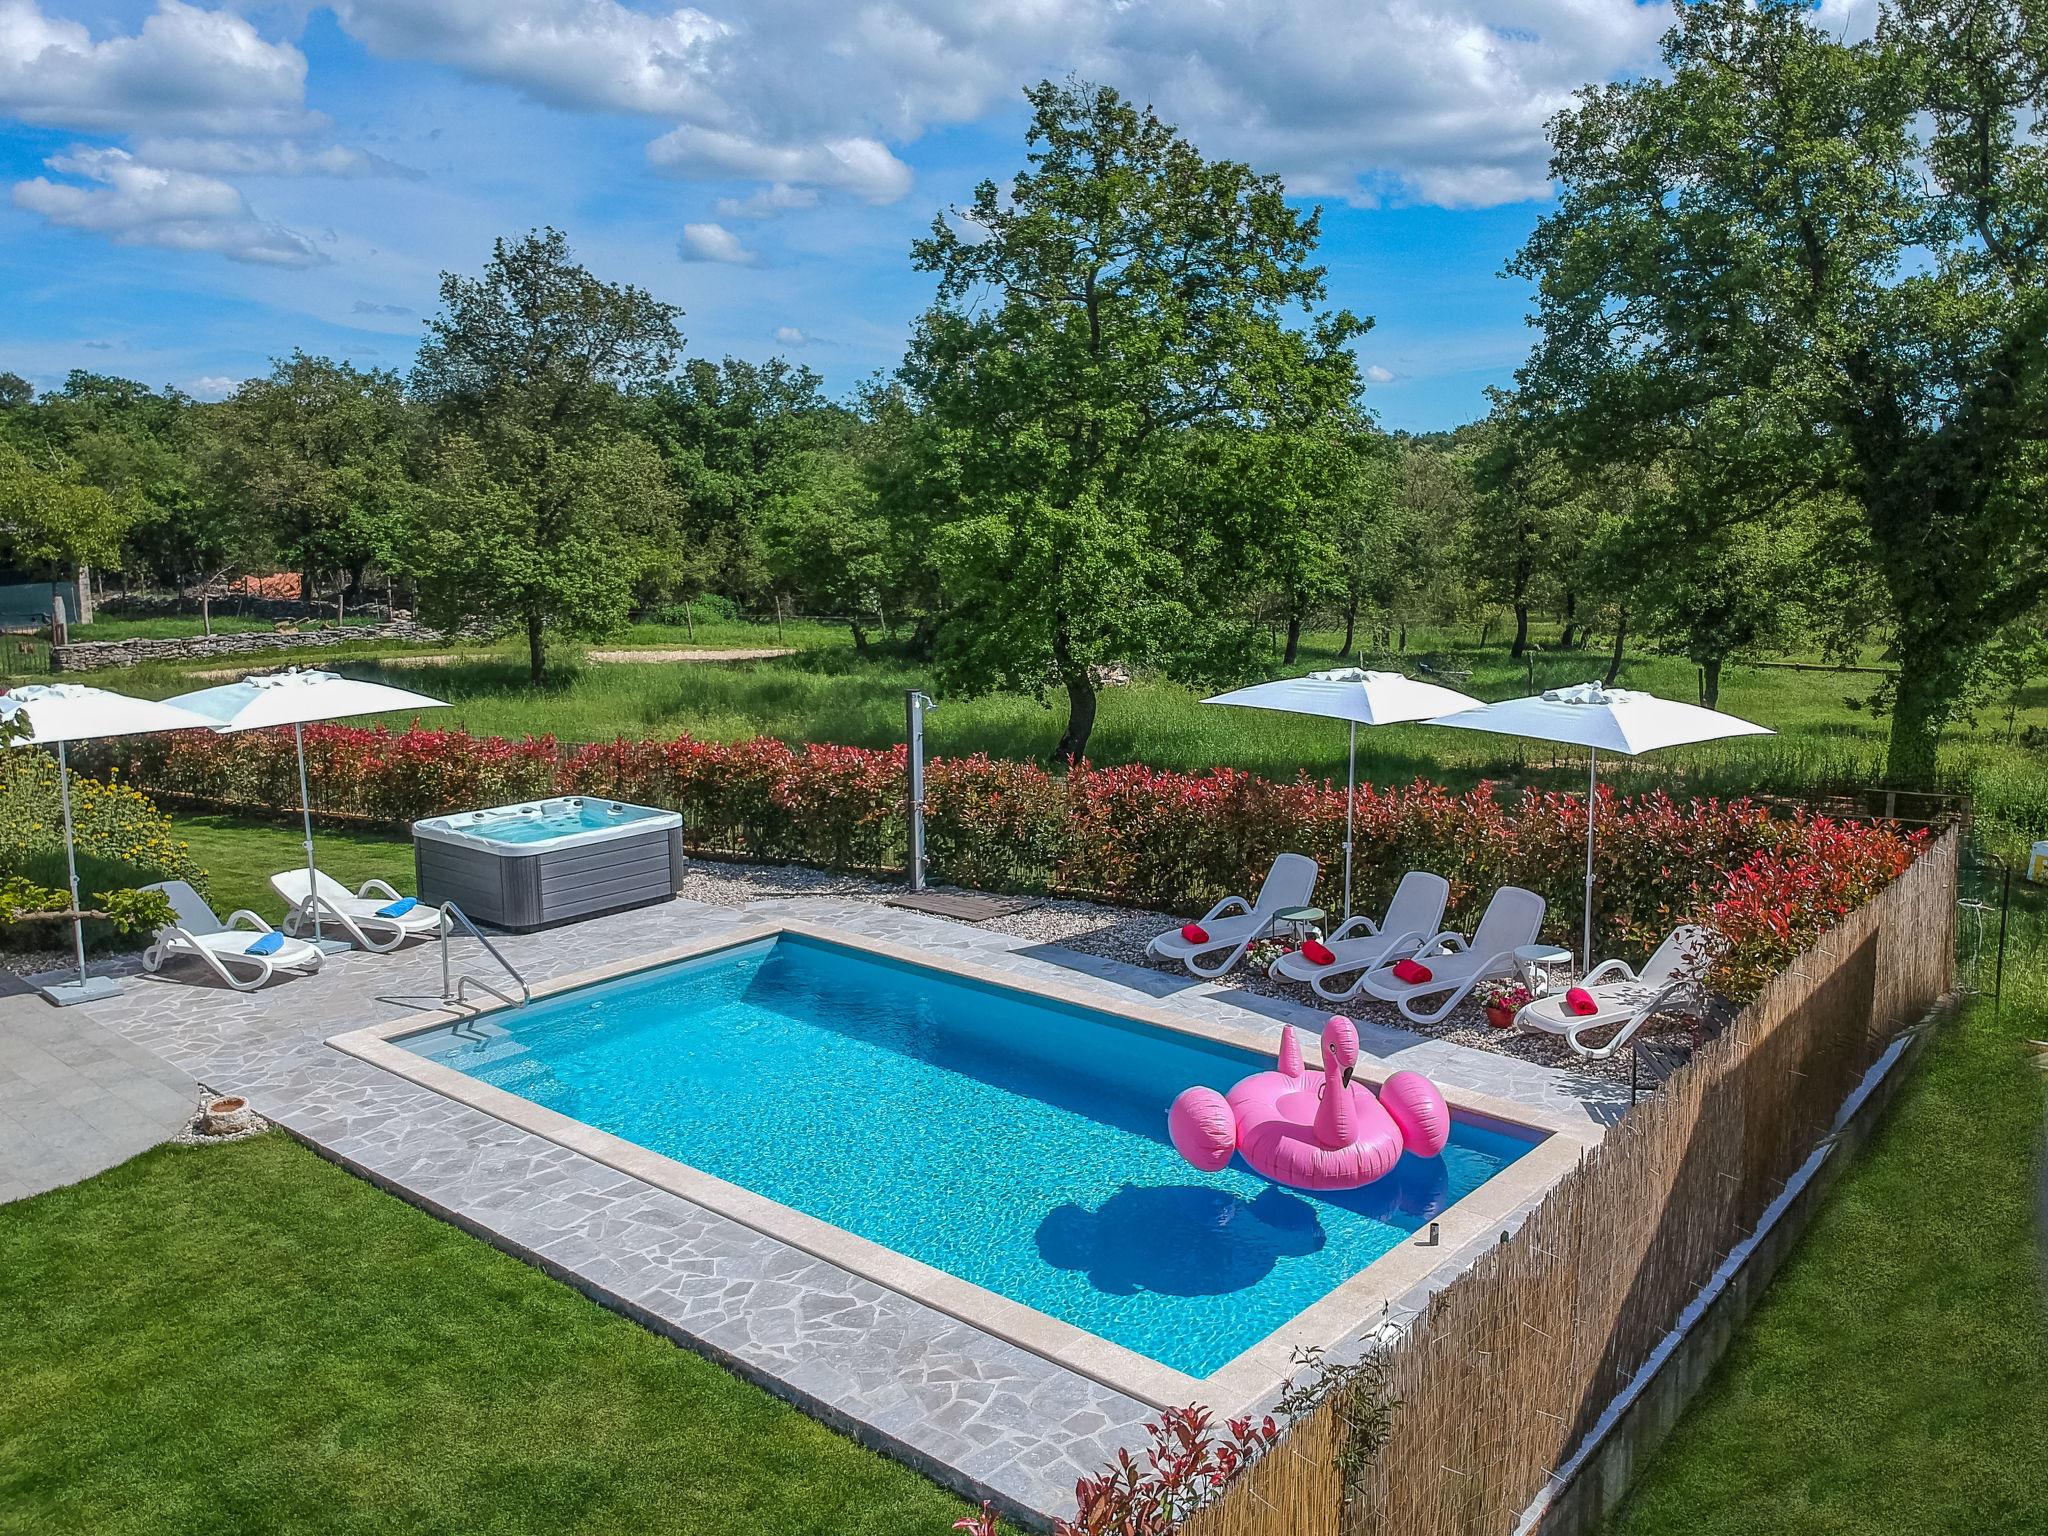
1183,827,1958,1536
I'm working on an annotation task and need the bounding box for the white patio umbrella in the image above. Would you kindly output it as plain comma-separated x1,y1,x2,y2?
1204,668,1483,919
0,684,218,1005
1427,681,1774,968
164,669,448,951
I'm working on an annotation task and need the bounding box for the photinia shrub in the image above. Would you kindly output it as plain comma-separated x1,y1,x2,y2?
97,723,1924,1002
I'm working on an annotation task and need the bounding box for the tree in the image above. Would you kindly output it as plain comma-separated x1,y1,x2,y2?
406,229,683,678
1513,0,2048,783
635,356,847,611
0,440,135,575
1466,402,1582,659
203,354,409,613
899,80,1366,761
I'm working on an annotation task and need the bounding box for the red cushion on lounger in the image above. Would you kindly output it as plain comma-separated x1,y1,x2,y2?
1181,922,1210,944
1300,938,1336,966
1564,986,1599,1016
1391,957,1433,984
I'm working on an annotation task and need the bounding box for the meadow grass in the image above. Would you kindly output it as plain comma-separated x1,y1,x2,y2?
34,618,2043,823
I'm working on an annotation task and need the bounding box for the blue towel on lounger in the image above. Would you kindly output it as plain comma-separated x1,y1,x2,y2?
245,930,283,956
376,896,418,918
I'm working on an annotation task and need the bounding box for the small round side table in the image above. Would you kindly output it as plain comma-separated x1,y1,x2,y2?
1513,943,1575,997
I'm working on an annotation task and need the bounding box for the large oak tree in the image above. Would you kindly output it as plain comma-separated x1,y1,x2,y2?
900,80,1366,762
1513,0,2048,782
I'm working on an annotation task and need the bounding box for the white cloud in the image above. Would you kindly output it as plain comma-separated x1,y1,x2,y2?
0,0,313,136
321,0,1669,210
184,374,238,400
12,147,325,267
715,183,818,219
677,221,754,264
330,0,727,116
773,325,805,344
650,128,912,204
1364,364,1395,384
131,136,416,179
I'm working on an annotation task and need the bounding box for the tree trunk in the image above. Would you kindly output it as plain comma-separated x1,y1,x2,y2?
1604,610,1628,686
301,568,316,617
1283,611,1302,665
1338,596,1357,658
1558,589,1577,650
849,620,871,658
1700,656,1723,711
73,565,94,625
200,589,211,637
1510,602,1531,659
336,570,346,624
526,611,545,682
1055,666,1098,765
1398,616,1408,652
1885,642,1954,786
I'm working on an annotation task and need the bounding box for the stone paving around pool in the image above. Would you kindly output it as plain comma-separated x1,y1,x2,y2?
59,889,1626,1528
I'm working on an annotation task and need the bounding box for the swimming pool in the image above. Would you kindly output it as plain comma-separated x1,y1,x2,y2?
357,927,1554,1391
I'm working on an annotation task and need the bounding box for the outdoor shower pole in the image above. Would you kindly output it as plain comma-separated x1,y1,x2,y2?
906,690,932,892
1344,721,1357,921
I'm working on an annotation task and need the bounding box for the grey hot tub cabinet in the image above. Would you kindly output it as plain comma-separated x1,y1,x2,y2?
413,798,686,931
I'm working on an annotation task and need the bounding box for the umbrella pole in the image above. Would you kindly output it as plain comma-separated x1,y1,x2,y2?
295,722,324,946
56,741,86,987
1344,721,1356,921
1583,747,1598,969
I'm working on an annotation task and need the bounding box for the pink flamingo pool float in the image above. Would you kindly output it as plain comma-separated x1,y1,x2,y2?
1168,1017,1451,1191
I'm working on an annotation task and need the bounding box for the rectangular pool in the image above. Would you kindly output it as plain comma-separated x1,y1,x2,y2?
382,930,1543,1383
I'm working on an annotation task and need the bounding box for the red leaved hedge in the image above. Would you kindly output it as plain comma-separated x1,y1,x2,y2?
102,723,1924,999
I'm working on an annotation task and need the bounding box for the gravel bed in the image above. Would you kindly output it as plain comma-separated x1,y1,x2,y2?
672,859,1689,1083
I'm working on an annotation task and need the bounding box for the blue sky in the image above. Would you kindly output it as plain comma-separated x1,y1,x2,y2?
0,1,1687,431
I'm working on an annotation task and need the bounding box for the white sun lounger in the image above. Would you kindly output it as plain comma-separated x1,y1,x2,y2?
1144,853,1320,978
1269,871,1450,995
1352,885,1548,1024
139,879,323,991
270,869,447,952
1515,924,1712,1058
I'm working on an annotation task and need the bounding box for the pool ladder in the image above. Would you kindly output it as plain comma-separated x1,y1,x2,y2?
437,901,532,1009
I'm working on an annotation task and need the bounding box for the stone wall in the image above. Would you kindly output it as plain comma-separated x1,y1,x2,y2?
52,620,443,673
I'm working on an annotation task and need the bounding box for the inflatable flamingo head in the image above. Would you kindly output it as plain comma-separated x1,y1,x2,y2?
1320,1015,1361,1083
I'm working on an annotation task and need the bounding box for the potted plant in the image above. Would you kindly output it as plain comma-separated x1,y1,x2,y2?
1475,978,1533,1030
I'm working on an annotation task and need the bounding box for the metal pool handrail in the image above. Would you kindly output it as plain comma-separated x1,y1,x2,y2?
438,900,532,1008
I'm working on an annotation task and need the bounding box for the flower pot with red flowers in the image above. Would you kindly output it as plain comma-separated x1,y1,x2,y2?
1475,979,1533,1030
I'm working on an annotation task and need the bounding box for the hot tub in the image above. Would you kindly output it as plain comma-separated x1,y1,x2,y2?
413,797,685,931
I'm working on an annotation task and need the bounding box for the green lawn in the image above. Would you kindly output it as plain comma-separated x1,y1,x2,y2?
0,1133,967,1536
173,812,414,918
68,615,384,642
1603,986,2048,1535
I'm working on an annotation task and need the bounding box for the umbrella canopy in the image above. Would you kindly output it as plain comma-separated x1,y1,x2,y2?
1,683,217,745
0,684,217,1003
164,667,449,733
1204,668,1483,919
1205,668,1483,728
1427,681,1775,757
165,669,448,950
1428,681,1774,967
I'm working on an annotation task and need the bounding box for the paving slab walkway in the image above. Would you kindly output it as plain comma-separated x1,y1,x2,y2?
55,892,1623,1526
0,977,198,1203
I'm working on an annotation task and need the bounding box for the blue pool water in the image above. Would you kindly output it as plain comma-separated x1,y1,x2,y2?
402,934,1536,1375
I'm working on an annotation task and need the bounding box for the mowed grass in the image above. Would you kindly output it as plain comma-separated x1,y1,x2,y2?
1604,975,2048,1534
173,812,413,917
0,1133,968,1536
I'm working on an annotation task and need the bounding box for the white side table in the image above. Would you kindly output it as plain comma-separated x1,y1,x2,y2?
1513,943,1575,997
